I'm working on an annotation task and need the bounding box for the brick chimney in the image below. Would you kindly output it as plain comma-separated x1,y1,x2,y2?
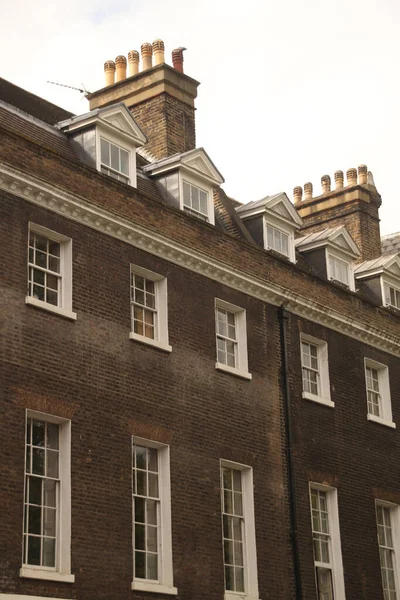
294,165,382,262
86,40,199,160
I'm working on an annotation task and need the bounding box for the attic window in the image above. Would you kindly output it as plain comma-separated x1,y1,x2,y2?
183,181,208,221
100,138,130,184
385,284,400,309
327,254,350,286
266,224,289,257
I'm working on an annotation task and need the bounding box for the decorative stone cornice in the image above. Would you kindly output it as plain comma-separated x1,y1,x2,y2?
1,161,399,356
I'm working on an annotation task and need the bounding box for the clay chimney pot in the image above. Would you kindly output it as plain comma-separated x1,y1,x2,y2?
172,48,186,73
128,50,140,77
334,170,344,189
293,186,303,205
304,182,313,201
115,55,127,82
141,43,153,71
152,39,165,66
358,164,368,185
104,60,116,86
321,174,331,194
347,168,357,186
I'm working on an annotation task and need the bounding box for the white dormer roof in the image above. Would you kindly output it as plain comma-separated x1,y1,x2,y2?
236,192,303,228
142,147,224,186
57,102,147,147
295,225,360,259
355,253,400,280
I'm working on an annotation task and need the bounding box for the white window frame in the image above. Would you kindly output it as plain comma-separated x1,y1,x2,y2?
215,299,251,380
263,214,296,263
95,123,137,188
20,410,73,584
178,170,215,225
375,500,400,600
131,436,177,596
300,334,333,407
382,280,400,310
129,265,171,353
26,223,76,321
364,358,395,429
326,249,355,291
220,459,259,600
309,483,346,600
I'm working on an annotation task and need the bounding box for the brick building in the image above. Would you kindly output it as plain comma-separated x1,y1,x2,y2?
0,40,400,600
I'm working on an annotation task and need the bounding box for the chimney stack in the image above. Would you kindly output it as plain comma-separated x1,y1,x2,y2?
152,39,165,65
295,164,382,262
128,50,139,77
115,55,127,82
104,60,116,86
141,43,153,70
172,48,185,73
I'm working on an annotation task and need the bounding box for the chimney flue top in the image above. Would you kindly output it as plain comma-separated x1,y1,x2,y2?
358,164,368,185
334,170,344,189
128,50,140,77
141,43,153,71
172,47,186,73
115,55,127,82
347,168,357,187
152,39,165,66
293,186,303,205
104,60,116,86
321,174,331,194
304,182,313,201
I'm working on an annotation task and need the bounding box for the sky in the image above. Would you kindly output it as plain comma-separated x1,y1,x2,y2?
1,0,400,235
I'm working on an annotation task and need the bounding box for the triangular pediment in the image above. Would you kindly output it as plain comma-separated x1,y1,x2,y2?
180,148,224,185
265,193,303,227
99,104,147,146
385,256,400,278
330,227,360,256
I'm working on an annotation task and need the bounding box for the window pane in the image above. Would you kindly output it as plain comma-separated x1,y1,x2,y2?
110,143,119,171
28,477,42,505
120,149,129,175
147,552,158,580
135,497,145,523
135,551,145,578
101,139,110,166
42,537,55,567
27,535,41,565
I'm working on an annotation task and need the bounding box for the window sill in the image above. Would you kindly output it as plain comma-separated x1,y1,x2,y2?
131,581,178,595
25,297,77,321
302,391,335,408
215,362,252,380
367,414,396,429
20,567,75,583
224,593,260,600
129,332,172,353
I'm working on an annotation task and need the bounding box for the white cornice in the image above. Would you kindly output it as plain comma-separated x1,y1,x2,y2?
0,161,399,356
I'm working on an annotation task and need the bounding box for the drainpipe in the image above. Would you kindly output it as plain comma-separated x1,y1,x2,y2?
278,304,303,600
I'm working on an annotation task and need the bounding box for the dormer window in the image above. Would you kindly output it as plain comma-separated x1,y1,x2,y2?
327,254,350,286
100,138,130,184
183,181,208,221
236,192,303,263
384,284,400,309
57,103,147,190
266,224,289,258
142,148,224,226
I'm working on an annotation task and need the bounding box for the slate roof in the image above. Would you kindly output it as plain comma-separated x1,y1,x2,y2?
355,253,399,274
0,77,73,124
381,232,400,256
235,192,283,214
295,225,345,247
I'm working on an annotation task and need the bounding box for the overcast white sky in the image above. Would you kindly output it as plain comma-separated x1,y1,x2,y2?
1,0,400,234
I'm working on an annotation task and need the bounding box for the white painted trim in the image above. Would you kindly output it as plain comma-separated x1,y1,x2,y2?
130,265,170,351
375,500,400,599
23,410,73,581
0,595,73,600
28,222,75,316
215,299,251,379
131,581,178,595
178,170,215,225
309,484,346,600
25,297,77,320
263,213,296,263
131,439,175,591
300,334,332,404
367,414,396,428
302,391,335,408
96,124,137,188
1,162,399,356
220,460,260,600
364,358,394,426
326,248,355,292
19,568,74,583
